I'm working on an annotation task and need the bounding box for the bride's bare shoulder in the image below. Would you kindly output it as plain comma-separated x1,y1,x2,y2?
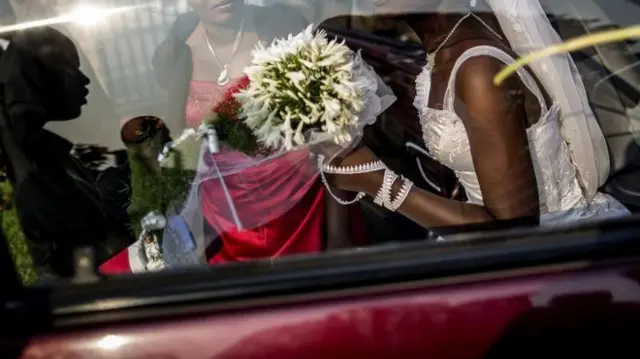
452,53,527,124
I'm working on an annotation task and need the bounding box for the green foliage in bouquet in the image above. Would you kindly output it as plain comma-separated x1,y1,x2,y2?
204,76,267,157
203,112,262,156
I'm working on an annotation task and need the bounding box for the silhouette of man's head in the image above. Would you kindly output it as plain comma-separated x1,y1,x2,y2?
9,27,90,121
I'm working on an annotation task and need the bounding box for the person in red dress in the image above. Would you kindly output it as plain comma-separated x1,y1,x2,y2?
180,1,369,263
100,1,369,274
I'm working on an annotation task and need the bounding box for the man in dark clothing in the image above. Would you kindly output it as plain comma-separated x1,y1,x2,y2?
0,28,131,278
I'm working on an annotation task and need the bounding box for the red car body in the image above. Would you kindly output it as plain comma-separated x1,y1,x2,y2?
3,218,640,359
15,263,640,359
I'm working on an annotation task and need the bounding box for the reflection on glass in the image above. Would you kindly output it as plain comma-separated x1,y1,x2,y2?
0,0,638,285
96,335,129,350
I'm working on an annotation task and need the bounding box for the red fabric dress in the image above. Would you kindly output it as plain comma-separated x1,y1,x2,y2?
189,80,367,263
99,80,367,274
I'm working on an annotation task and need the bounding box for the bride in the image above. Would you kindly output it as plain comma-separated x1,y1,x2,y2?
322,0,630,232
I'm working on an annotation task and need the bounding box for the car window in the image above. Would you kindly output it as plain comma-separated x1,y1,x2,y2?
0,0,639,286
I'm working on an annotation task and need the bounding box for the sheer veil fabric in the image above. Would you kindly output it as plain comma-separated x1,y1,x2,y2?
485,0,610,201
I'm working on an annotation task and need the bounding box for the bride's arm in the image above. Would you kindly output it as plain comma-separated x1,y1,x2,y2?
331,56,540,229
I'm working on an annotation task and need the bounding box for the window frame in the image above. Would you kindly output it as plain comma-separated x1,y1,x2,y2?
2,215,640,333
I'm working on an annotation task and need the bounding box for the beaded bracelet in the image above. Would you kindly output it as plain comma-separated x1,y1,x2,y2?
372,169,414,212
374,169,398,207
317,155,367,205
387,177,414,212
319,154,387,175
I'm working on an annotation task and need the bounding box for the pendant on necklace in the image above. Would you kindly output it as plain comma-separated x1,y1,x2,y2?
217,65,230,86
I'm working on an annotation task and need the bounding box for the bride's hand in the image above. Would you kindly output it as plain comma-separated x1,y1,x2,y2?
318,144,384,195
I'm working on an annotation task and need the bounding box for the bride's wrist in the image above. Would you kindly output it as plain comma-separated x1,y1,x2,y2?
373,169,414,213
346,171,385,197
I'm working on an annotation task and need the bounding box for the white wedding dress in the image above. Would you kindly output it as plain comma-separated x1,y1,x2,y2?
414,45,630,225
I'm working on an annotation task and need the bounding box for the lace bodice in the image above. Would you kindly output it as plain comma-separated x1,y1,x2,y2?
414,46,628,222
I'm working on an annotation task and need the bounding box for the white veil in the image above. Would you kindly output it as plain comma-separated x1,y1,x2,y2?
484,0,610,201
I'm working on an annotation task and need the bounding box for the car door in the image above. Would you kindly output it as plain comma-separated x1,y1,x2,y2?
3,218,640,359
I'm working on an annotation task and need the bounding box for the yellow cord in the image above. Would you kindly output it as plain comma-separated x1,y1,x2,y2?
493,25,640,86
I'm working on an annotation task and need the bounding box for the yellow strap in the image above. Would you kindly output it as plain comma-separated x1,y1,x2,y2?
494,26,640,86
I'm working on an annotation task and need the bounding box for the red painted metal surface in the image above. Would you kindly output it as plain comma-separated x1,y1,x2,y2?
17,262,640,359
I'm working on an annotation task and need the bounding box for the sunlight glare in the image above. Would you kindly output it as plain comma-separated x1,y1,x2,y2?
96,335,128,350
68,5,106,26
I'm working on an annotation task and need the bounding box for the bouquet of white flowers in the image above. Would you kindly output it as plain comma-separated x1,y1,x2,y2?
145,25,395,271
235,24,391,151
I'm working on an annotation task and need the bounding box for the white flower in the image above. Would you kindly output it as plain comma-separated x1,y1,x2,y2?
237,24,366,150
286,71,305,87
255,118,280,149
322,97,341,122
294,121,305,145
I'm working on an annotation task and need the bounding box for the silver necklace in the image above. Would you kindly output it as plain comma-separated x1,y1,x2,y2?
426,13,503,71
203,17,245,86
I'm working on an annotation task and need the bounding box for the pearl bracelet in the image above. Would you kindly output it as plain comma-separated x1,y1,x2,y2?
374,169,398,207
373,169,414,212
387,176,414,212
317,154,387,175
317,156,367,205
